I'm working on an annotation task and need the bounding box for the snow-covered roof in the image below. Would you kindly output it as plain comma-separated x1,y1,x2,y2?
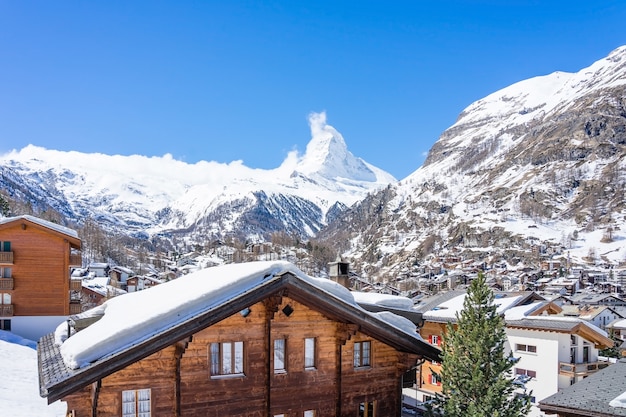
82,277,126,297
0,214,79,239
422,292,524,322
54,261,434,370
351,291,414,310
40,261,441,402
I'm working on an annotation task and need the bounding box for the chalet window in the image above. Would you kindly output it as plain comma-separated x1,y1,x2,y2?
429,335,441,346
430,373,441,386
1,241,10,252
571,335,577,346
515,344,537,353
0,267,10,278
0,319,10,331
354,341,371,368
122,388,151,417
1,293,10,305
274,339,286,373
210,341,244,377
515,368,536,378
304,337,316,369
359,400,377,417
304,410,315,417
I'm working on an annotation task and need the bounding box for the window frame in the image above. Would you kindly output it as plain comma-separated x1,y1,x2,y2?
274,338,286,373
304,337,316,369
359,401,377,417
121,388,151,417
209,341,245,378
515,343,537,353
515,367,537,378
354,340,372,368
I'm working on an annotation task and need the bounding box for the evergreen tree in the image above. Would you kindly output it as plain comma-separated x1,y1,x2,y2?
0,194,10,217
429,273,531,417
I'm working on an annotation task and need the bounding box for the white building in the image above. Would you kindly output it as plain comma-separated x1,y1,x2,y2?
505,307,614,417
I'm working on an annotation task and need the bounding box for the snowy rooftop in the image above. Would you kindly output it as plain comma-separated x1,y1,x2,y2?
0,214,79,239
55,261,429,370
422,292,524,322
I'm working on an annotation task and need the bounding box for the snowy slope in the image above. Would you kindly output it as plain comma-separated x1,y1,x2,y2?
0,331,66,417
0,111,394,239
321,46,626,280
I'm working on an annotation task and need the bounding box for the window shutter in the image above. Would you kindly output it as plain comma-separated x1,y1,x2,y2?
429,335,433,344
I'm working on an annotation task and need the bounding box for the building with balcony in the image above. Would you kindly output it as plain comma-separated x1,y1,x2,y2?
411,291,614,417
0,215,82,340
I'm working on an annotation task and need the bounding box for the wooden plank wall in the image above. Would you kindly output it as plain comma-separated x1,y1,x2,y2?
62,294,420,416
0,222,70,316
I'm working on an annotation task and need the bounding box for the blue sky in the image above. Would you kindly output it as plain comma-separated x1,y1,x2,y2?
1,1,625,179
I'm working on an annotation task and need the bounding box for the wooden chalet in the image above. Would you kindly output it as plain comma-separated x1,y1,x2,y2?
0,215,82,340
38,261,441,417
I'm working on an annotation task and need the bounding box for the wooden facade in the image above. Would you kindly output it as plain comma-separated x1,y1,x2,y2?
39,269,441,417
0,216,82,324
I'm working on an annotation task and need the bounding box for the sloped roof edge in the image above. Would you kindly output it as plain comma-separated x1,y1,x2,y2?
39,271,440,403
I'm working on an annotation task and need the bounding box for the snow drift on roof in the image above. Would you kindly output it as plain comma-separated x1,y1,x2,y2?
56,261,421,370
352,291,414,310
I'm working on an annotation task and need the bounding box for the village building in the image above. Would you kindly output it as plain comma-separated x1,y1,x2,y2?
38,261,440,417
539,358,626,416
411,291,614,417
0,215,83,340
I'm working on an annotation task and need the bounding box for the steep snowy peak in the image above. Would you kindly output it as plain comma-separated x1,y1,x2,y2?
295,112,395,183
451,45,626,141
0,114,395,237
414,45,626,178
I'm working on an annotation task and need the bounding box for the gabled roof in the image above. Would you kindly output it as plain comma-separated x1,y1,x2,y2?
539,359,626,416
39,261,440,403
0,215,81,248
505,316,614,348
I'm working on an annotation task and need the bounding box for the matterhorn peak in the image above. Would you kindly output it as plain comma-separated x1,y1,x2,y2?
295,112,391,183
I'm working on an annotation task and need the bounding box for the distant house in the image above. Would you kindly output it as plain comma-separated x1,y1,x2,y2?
539,358,626,416
109,265,134,289
125,275,163,292
87,262,110,278
81,277,126,309
38,261,440,416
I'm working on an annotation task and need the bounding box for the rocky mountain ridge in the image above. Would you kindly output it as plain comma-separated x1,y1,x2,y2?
317,46,626,281
0,111,393,243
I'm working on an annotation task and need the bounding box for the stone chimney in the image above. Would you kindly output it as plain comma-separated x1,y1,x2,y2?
328,256,350,289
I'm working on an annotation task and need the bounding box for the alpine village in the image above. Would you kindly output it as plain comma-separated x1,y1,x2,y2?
2,46,626,417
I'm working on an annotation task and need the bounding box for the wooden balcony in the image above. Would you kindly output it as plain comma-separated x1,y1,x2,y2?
559,361,610,377
0,278,14,290
70,279,83,291
69,253,83,267
0,304,14,316
0,251,13,264
69,301,82,315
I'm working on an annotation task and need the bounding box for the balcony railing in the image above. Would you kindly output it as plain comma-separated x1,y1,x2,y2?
0,278,14,290
0,304,14,316
0,252,13,264
559,361,610,377
69,253,83,267
70,279,83,291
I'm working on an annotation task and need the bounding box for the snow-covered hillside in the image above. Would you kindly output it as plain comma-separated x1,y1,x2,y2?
0,111,394,241
319,46,626,280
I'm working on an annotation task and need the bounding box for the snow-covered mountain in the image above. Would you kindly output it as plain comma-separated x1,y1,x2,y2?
0,111,394,241
319,46,626,280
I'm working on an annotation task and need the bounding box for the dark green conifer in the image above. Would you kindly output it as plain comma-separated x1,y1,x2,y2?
429,272,531,417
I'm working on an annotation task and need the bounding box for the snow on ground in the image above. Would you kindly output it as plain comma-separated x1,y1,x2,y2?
0,331,66,417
